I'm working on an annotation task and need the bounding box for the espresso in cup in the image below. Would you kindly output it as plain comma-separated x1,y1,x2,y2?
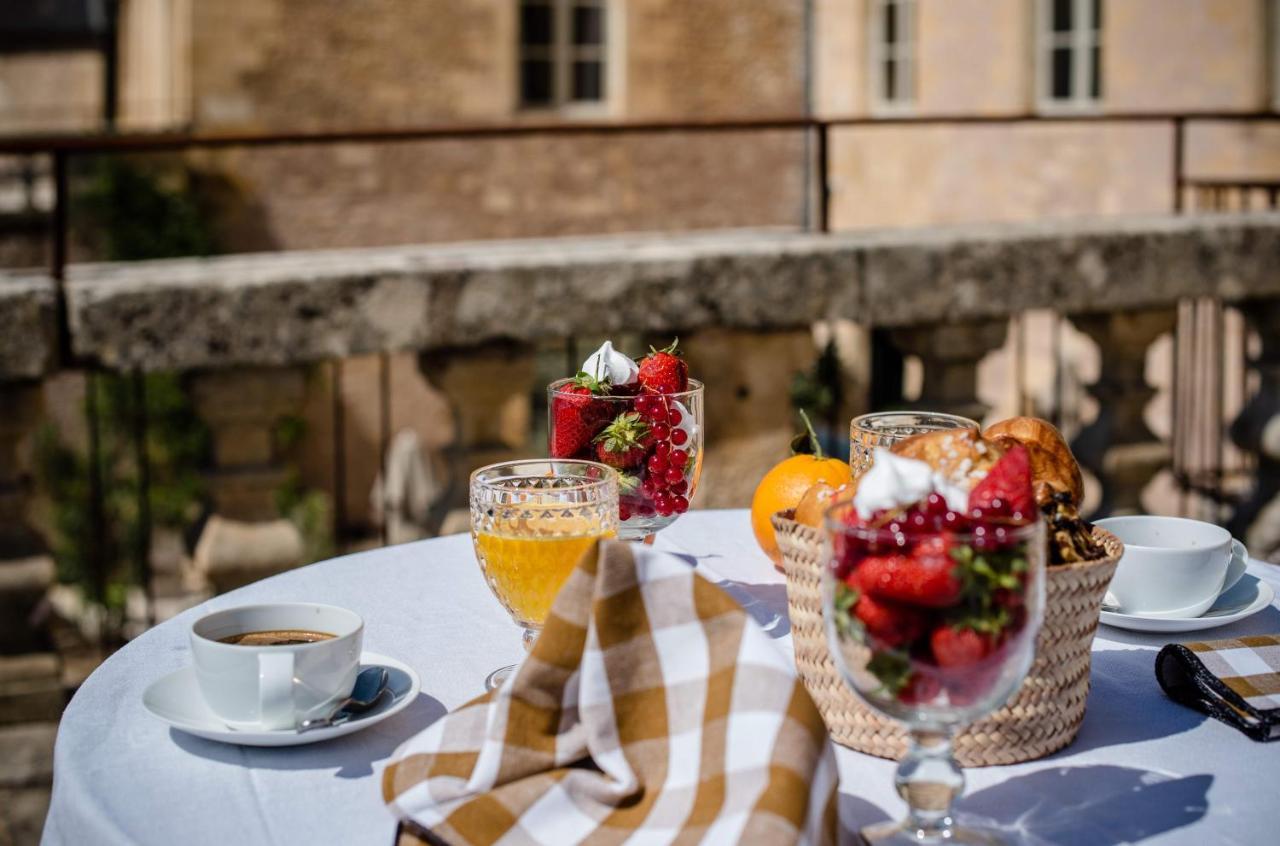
218,630,335,646
190,603,362,731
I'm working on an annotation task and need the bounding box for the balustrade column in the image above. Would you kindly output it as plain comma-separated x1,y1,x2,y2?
1227,298,1280,553
417,343,536,532
190,366,309,521
1068,308,1176,518
188,366,308,592
887,319,1009,423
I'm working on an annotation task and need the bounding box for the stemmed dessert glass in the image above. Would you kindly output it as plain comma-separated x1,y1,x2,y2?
547,379,704,541
822,502,1046,845
469,459,619,689
850,412,981,477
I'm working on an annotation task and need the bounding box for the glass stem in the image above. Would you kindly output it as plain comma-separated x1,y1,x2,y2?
522,627,538,651
895,727,964,840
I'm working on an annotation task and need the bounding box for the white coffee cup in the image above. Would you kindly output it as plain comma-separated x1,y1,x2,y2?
190,603,363,731
1095,515,1246,619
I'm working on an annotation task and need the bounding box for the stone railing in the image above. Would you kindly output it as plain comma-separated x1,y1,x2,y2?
2,211,1279,609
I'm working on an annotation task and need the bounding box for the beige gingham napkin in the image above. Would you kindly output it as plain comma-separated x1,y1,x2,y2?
382,540,838,845
1156,635,1280,741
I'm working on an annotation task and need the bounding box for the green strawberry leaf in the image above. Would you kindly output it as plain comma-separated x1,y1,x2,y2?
867,649,912,697
616,473,641,495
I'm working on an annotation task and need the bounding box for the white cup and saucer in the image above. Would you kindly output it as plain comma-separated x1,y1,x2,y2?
143,602,420,746
1095,515,1273,634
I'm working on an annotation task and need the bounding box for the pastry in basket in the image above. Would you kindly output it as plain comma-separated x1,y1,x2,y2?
980,417,1105,565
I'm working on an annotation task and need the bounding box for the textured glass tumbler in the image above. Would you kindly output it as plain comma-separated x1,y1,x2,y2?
547,379,703,540
849,411,981,477
469,459,618,689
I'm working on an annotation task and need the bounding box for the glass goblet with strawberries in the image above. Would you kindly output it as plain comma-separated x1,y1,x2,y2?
547,339,704,540
821,449,1046,846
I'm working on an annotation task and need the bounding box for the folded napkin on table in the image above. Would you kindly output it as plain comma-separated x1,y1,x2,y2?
383,540,837,845
1156,635,1280,742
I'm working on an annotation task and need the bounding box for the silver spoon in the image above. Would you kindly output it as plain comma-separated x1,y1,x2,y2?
297,667,389,733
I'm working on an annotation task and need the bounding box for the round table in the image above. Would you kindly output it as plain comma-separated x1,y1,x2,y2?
43,510,1280,845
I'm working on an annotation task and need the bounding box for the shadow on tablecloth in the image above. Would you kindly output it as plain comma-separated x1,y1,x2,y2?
957,765,1212,845
169,691,447,778
667,551,791,639
1068,648,1207,754
838,766,1211,845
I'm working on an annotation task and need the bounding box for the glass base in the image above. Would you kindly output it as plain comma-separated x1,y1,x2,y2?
485,627,538,690
861,820,1004,846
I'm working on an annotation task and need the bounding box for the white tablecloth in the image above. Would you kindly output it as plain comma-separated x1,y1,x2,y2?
43,510,1280,845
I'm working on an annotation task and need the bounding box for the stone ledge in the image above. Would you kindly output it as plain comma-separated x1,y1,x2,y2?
38,211,1280,372
0,275,57,380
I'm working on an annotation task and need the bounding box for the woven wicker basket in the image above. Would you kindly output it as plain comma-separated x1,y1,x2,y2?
772,510,1122,766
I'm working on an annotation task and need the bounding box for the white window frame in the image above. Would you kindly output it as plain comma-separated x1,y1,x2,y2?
1035,0,1102,113
868,0,917,115
517,0,612,116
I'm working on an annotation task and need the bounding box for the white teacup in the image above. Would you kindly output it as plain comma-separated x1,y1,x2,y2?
1096,515,1246,619
190,603,363,731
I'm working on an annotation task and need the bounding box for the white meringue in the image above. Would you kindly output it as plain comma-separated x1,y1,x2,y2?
580,341,638,386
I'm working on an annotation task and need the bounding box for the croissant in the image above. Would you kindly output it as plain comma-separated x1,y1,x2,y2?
983,417,1084,507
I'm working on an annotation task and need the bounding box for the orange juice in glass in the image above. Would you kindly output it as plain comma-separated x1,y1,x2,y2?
470,460,619,689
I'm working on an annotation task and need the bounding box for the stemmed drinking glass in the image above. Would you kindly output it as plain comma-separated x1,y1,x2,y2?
547,379,704,540
849,411,980,477
822,502,1046,844
469,459,619,689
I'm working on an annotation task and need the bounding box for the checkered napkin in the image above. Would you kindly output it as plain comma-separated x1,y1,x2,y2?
382,540,838,845
1156,636,1280,742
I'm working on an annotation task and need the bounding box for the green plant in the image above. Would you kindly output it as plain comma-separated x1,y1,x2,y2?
274,415,334,566
790,339,844,423
36,373,210,617
73,156,216,261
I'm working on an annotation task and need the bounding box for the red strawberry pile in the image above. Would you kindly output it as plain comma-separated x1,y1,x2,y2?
549,340,696,525
831,446,1037,708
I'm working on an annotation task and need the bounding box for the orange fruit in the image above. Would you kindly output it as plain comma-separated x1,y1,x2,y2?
752,453,852,566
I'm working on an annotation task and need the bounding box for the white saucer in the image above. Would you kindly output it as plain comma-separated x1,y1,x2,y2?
143,651,421,746
1100,573,1275,634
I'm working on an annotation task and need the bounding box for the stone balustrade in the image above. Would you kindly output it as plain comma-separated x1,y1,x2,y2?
23,212,1274,373
2,211,1279,577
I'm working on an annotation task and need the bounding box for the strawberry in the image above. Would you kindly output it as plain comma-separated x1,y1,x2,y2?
637,339,689,394
592,412,653,469
856,537,963,608
967,445,1035,520
899,672,942,705
853,593,927,648
550,374,612,458
929,625,997,668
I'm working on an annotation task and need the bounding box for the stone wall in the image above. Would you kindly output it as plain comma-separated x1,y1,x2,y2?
1105,0,1269,112
915,0,1031,115
186,129,806,252
189,0,511,130
0,51,103,135
624,0,804,119
828,121,1175,230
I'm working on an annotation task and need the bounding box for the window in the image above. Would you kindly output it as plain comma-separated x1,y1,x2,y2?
518,0,608,111
1037,0,1102,111
869,0,916,112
